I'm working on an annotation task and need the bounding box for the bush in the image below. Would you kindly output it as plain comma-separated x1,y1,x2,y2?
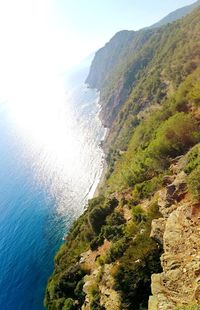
90,234,104,250
132,175,163,200
187,166,200,199
106,211,126,226
102,225,124,241
184,144,200,174
74,280,85,303
88,198,118,234
88,206,107,234
149,113,200,159
115,235,162,310
106,237,130,263
62,298,76,310
132,205,146,223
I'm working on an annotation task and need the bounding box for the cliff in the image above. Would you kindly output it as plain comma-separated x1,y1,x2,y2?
86,28,155,127
149,150,200,309
45,4,200,310
86,5,200,154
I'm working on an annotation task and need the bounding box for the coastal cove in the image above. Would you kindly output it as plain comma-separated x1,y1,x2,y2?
0,65,105,310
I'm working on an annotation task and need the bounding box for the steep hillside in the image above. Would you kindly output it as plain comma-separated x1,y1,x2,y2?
86,30,136,90
45,6,200,310
108,7,200,152
86,28,155,126
149,145,200,309
45,69,200,310
87,6,200,145
149,0,200,29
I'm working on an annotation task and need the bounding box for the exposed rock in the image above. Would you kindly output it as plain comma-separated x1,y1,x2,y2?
148,295,159,309
149,160,200,309
82,267,101,310
169,156,186,174
150,218,166,244
79,240,111,272
123,206,132,222
158,171,188,218
99,264,121,310
149,203,200,309
162,175,175,186
82,264,121,310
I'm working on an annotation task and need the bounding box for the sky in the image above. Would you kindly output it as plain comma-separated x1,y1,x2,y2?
0,0,196,75
55,0,196,63
0,0,197,123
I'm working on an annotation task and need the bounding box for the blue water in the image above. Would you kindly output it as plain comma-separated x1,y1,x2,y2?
0,67,105,310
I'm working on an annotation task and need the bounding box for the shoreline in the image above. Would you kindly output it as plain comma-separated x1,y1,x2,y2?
89,88,109,199
93,160,107,197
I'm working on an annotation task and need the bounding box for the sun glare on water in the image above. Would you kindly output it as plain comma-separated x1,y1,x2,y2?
0,0,83,181
5,69,98,215
7,71,82,176
0,0,104,216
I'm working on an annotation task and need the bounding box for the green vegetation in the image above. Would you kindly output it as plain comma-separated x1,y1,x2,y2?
187,166,200,199
88,197,118,234
182,144,200,199
113,204,162,309
184,144,200,174
96,7,200,150
45,6,200,310
108,83,200,192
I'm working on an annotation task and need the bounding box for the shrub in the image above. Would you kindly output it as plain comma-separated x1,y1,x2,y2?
184,144,200,174
90,234,104,250
62,298,76,310
74,280,85,303
187,165,200,199
149,113,200,159
88,198,118,234
132,175,163,200
102,225,124,241
106,211,126,226
132,205,146,223
88,206,107,234
106,237,130,263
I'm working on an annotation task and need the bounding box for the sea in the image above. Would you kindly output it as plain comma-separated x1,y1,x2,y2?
0,62,105,310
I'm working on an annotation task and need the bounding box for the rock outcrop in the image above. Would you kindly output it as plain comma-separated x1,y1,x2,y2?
149,160,200,309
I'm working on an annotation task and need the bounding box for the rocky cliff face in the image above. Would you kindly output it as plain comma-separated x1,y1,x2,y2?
86,30,136,90
149,156,200,309
86,28,154,127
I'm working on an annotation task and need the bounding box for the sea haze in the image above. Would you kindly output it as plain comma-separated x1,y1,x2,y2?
0,64,105,310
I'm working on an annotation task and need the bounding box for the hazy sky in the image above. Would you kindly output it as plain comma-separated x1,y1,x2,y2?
0,0,196,74
0,0,197,112
55,0,196,59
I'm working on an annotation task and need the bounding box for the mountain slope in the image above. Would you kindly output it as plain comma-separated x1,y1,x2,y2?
86,1,199,127
86,28,155,126
88,7,200,156
149,0,200,29
45,7,200,310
